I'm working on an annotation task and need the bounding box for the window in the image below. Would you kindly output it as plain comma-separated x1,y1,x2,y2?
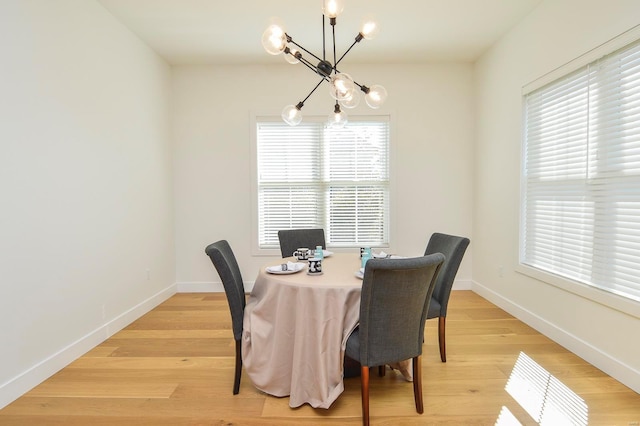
255,116,390,250
522,38,640,303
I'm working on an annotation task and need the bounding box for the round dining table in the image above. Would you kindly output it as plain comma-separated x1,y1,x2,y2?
241,252,364,409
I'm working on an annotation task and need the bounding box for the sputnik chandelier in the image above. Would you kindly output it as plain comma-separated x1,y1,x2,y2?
261,0,387,127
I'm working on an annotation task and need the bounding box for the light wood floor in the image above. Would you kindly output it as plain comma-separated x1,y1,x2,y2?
1,291,639,425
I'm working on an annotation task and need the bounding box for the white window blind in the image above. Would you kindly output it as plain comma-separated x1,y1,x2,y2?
257,117,389,249
522,38,640,303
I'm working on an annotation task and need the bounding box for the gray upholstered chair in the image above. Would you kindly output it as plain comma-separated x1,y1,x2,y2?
204,240,246,395
345,254,445,426
424,232,470,362
277,228,326,258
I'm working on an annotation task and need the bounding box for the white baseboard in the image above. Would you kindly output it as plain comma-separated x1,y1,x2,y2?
0,283,177,410
471,280,640,394
452,278,473,290
177,281,255,293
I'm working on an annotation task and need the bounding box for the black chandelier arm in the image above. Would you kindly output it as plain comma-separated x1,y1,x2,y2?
297,56,332,82
332,21,338,74
284,46,318,75
286,34,324,64
300,78,327,104
335,34,363,68
297,55,320,73
322,15,326,61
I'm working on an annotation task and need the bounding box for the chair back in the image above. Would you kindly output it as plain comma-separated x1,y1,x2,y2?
424,233,470,317
357,254,444,367
205,240,246,341
277,228,326,258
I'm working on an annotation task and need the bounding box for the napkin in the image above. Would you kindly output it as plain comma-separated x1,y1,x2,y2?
284,261,298,271
267,261,300,273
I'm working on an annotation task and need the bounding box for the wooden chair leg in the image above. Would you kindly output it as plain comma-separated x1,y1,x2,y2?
438,316,447,362
233,339,242,395
412,355,423,414
378,365,385,376
360,366,370,426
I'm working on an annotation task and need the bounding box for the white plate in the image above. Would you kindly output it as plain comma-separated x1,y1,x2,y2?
322,250,334,257
355,269,364,280
266,263,306,274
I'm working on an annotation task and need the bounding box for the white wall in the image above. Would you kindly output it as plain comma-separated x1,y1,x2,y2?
172,63,474,292
473,0,640,392
0,1,174,408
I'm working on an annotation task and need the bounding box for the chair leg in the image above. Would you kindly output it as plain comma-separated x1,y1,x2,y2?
412,355,424,414
378,365,385,376
360,366,370,426
233,339,242,395
438,316,447,362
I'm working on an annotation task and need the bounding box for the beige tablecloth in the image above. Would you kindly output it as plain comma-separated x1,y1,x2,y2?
241,253,363,408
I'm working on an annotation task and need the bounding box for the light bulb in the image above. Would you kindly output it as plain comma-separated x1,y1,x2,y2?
282,104,303,126
328,105,348,128
322,0,345,18
284,47,300,64
365,84,387,109
329,73,355,101
261,24,286,55
360,17,380,40
339,90,360,109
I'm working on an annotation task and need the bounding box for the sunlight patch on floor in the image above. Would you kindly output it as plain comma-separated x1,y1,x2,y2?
504,352,588,425
495,406,523,425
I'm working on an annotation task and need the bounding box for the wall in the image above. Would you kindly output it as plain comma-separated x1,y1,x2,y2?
473,0,640,392
172,63,474,291
0,0,174,408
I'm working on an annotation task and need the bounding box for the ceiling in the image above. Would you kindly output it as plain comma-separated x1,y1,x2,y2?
97,0,542,65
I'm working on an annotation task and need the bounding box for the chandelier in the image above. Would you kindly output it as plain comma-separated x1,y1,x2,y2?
261,0,387,127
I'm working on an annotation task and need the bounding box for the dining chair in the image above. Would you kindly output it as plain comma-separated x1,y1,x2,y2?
424,232,470,362
204,239,246,395
277,228,326,258
345,254,445,426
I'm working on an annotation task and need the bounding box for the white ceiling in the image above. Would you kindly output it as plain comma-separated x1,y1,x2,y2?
97,0,542,65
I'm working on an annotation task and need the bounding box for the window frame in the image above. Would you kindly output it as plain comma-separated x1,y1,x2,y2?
251,113,392,256
517,27,640,319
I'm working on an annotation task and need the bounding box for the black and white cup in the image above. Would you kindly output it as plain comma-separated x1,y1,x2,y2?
307,258,322,275
360,247,372,258
293,248,310,261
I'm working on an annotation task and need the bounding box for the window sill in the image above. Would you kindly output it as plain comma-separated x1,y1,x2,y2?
516,264,640,319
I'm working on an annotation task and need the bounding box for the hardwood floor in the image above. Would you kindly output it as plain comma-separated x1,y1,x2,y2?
1,291,639,425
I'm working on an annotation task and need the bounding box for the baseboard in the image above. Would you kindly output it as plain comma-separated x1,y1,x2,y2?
471,280,640,394
0,283,177,410
177,281,255,293
452,278,472,290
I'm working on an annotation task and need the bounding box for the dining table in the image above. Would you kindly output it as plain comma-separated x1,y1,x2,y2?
241,252,364,409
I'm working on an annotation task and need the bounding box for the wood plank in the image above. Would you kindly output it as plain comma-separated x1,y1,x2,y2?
25,382,178,398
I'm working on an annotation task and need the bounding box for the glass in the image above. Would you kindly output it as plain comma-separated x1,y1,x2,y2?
361,247,372,268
